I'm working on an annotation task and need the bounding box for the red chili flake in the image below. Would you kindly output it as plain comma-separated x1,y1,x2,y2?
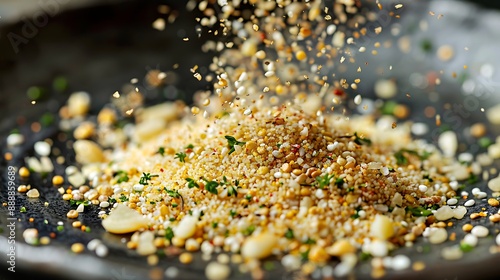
160,168,164,172
291,144,301,153
50,232,56,238
259,32,266,41
333,88,345,96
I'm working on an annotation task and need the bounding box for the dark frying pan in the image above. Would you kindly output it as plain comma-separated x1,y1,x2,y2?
1,1,500,279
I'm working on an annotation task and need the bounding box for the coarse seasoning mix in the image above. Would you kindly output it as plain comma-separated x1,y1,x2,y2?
73,103,467,274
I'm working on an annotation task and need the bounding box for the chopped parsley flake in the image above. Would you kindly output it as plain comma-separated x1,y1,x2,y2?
185,178,200,188
202,178,220,195
284,228,294,239
139,172,158,185
174,152,187,163
225,135,246,154
115,170,129,183
315,174,334,189
353,132,372,146
165,227,174,241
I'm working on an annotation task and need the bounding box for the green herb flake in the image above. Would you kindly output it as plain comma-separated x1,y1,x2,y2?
421,38,433,52
212,222,218,229
315,174,334,189
423,174,433,182
158,147,165,156
227,186,238,197
20,206,27,213
381,100,398,115
185,178,200,189
202,178,219,195
353,132,372,146
460,243,474,253
263,261,275,271
53,76,68,92
359,252,371,261
351,212,360,219
139,172,158,185
407,206,433,217
467,173,479,185
27,86,45,101
115,170,129,183
185,144,195,149
394,149,431,165
394,150,409,165
57,225,64,232
165,227,174,241
335,178,344,187
243,224,256,236
284,228,294,239
174,152,187,163
304,238,316,245
119,194,129,202
229,209,237,218
422,244,431,254
300,250,310,261
224,135,246,155
478,137,493,148
40,113,55,127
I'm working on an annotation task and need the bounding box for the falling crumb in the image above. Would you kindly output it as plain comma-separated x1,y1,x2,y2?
113,91,120,99
437,45,454,62
354,95,362,105
436,114,441,126
152,18,165,31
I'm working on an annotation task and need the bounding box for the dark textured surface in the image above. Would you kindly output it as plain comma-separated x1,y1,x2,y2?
1,0,500,280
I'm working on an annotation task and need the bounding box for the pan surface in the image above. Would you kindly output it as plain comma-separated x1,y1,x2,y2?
1,1,500,280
